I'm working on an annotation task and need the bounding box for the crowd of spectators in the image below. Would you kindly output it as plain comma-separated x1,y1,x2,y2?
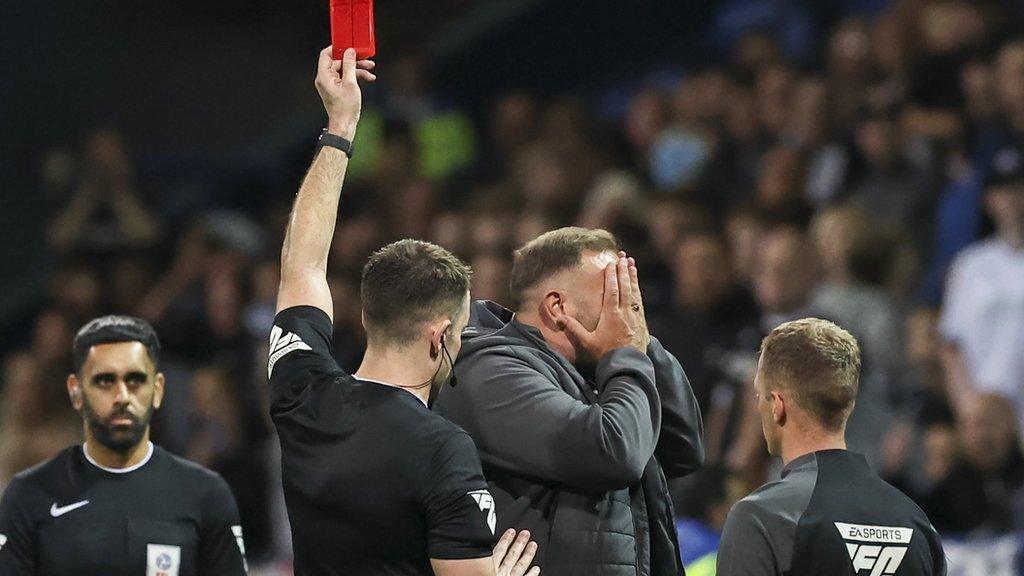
4,0,1024,572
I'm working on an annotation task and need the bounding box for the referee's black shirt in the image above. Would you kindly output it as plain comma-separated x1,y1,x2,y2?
269,306,496,576
0,442,247,575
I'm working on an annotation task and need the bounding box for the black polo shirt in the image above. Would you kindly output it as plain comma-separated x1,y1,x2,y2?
0,442,247,575
269,306,496,576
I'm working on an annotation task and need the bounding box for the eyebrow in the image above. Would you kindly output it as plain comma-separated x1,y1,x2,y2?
90,371,149,383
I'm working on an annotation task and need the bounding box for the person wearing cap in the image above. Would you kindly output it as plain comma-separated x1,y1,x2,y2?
0,315,249,576
939,145,1024,434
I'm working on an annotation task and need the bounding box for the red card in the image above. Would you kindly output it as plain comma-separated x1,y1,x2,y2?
330,0,376,60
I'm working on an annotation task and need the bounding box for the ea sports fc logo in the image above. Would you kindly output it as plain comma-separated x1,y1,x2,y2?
468,490,496,535
835,522,913,576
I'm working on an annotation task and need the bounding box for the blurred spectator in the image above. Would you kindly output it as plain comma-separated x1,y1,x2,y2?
905,309,953,420
187,364,274,562
809,204,912,407
47,129,162,254
752,224,819,332
0,312,80,487
469,252,510,304
727,224,820,483
755,145,811,222
939,145,1024,435
887,395,1024,535
0,352,79,488
723,205,766,288
846,110,937,254
652,231,761,463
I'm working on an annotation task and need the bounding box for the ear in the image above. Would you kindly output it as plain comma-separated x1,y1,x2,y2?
771,390,787,427
429,319,452,357
538,290,565,331
67,374,83,411
153,373,166,410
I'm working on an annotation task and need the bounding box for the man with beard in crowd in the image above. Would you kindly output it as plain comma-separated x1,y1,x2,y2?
0,315,249,575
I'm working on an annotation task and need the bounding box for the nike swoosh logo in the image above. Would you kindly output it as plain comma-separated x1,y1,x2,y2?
50,500,89,517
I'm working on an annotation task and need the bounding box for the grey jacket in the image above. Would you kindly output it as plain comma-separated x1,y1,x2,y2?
435,301,705,576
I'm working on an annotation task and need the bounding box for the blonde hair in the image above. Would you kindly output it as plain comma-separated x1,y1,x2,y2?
760,318,861,431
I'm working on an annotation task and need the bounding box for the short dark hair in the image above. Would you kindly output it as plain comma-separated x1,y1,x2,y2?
361,239,472,344
759,318,861,431
510,227,619,310
73,315,161,373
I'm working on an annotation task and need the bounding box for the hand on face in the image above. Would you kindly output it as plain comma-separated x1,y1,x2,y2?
555,252,650,361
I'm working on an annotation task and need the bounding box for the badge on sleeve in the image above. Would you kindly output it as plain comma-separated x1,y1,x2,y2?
147,544,181,576
468,489,496,535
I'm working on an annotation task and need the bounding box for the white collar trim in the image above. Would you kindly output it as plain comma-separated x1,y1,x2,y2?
355,377,429,406
83,441,154,474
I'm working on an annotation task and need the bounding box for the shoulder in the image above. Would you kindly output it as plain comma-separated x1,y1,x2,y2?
733,464,817,527
459,340,537,368
454,342,559,385
12,447,74,480
728,483,786,527
8,446,77,489
873,474,935,523
416,410,476,452
157,448,233,495
2,447,78,511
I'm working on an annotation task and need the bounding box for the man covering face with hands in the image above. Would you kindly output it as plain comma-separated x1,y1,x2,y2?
435,227,705,576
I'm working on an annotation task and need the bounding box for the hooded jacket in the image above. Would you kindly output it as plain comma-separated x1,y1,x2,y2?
435,301,705,576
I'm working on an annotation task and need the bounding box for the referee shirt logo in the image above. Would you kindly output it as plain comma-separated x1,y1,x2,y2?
834,522,913,575
268,326,312,378
468,490,496,535
146,544,181,576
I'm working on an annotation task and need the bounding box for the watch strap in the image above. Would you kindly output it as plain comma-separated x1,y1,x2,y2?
317,130,355,158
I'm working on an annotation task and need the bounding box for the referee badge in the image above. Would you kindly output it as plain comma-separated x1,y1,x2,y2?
468,489,496,535
146,544,181,576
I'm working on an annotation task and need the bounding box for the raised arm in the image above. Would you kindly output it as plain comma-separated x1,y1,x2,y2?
276,46,376,318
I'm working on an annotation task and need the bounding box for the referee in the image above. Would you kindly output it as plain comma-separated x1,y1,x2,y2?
269,47,537,576
717,318,945,576
0,315,248,575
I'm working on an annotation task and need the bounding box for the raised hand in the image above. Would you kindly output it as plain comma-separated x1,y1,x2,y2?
314,46,377,140
555,253,650,361
624,253,651,350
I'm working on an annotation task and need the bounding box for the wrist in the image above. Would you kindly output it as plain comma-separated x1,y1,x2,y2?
327,120,357,140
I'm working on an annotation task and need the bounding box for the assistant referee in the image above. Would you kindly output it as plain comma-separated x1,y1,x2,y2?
717,318,945,576
0,315,248,576
269,47,537,576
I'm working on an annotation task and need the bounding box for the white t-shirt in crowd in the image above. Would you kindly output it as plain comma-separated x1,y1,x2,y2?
940,238,1024,423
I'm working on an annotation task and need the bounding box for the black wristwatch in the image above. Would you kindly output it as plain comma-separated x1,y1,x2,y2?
316,129,355,158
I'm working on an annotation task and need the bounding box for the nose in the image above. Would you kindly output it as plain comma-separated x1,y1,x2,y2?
113,381,131,404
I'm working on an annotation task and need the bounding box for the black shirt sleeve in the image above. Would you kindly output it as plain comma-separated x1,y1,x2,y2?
198,474,248,576
0,477,36,575
268,306,342,412
424,432,496,560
